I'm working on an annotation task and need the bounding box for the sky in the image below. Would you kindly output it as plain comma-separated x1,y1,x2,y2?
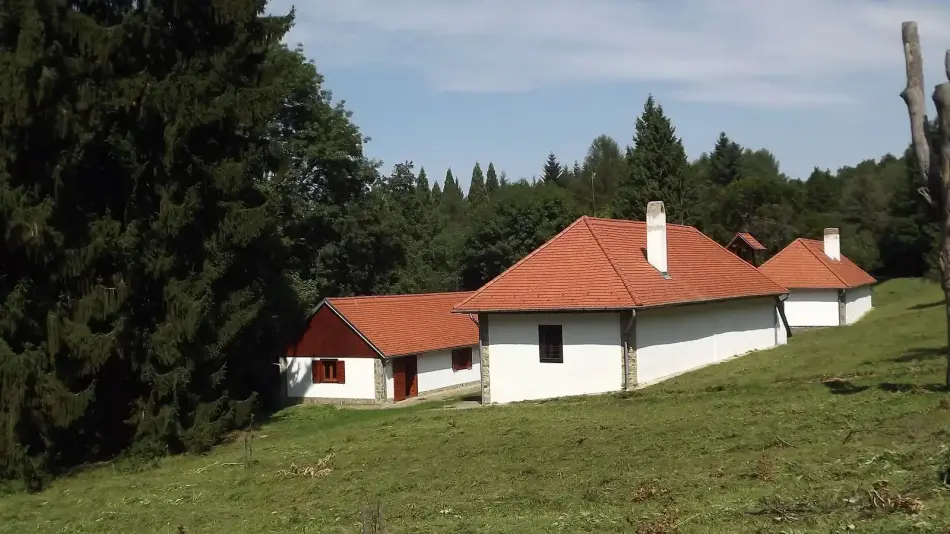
268,0,950,190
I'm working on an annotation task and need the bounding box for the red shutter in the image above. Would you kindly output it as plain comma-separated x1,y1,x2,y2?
312,360,323,383
336,360,346,384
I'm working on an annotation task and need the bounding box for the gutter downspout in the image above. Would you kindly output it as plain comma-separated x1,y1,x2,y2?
622,310,637,390
775,294,792,338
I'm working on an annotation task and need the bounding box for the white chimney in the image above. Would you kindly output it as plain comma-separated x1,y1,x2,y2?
646,201,668,274
823,227,840,261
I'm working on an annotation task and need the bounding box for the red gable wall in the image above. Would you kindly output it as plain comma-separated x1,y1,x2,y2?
286,305,378,358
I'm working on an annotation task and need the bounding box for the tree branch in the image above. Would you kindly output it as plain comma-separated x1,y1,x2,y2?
901,22,934,205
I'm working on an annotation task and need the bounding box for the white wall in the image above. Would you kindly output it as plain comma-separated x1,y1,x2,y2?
385,346,481,399
486,312,623,405
637,297,780,385
783,289,839,327
845,285,873,324
285,357,377,400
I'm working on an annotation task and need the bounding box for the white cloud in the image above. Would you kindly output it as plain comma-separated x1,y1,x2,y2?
274,0,950,108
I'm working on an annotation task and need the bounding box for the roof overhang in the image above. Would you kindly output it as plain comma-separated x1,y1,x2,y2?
453,291,789,315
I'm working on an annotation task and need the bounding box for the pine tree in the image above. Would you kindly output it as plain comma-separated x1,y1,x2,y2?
119,1,292,457
0,1,128,484
708,132,743,187
416,166,431,198
486,162,499,195
542,152,562,185
432,180,443,199
441,169,465,221
468,162,488,207
0,0,294,483
615,95,692,223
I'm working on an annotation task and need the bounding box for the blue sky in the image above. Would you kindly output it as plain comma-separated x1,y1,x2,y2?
269,0,950,191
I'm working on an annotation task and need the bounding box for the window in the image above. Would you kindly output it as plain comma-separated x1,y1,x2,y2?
538,325,563,363
312,359,346,384
452,347,473,371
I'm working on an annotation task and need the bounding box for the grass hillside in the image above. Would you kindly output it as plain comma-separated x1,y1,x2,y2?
3,278,950,533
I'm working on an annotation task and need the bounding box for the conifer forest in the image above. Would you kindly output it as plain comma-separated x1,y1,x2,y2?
0,2,938,488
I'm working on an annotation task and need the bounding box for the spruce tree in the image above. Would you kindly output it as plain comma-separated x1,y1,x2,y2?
120,1,292,456
441,169,465,221
1,0,294,483
0,1,128,484
468,162,488,207
416,166,431,198
542,152,563,185
615,95,692,223
486,162,499,195
708,132,743,188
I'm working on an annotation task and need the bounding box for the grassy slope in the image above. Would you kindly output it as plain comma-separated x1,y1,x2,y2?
3,278,950,534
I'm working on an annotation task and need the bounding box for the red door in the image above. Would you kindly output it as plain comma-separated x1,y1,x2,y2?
392,355,419,402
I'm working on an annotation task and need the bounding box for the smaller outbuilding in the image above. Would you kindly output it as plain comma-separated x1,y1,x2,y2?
283,292,480,404
726,232,767,266
758,228,876,328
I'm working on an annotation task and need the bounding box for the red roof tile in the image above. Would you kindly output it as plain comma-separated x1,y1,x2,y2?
453,216,788,313
758,238,876,289
728,232,766,251
323,292,477,357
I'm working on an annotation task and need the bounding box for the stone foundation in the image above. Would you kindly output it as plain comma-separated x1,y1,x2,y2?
287,396,381,406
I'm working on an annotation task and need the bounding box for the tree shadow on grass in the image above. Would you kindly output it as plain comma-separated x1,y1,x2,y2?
822,379,870,395
909,300,944,310
892,346,947,363
878,382,949,393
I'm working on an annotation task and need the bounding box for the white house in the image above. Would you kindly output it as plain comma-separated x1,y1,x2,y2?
283,292,480,404
453,201,792,405
758,228,876,328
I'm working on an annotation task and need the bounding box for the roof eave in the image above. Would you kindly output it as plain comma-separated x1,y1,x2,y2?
454,290,789,314
453,306,637,314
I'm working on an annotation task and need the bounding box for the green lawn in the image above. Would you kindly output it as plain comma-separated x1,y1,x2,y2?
3,279,950,533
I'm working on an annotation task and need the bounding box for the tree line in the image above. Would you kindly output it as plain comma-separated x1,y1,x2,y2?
0,3,935,488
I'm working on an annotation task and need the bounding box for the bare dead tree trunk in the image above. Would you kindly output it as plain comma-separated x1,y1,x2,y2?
900,22,950,387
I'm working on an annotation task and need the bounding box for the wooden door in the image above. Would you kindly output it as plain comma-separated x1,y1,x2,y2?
405,355,418,398
392,356,419,402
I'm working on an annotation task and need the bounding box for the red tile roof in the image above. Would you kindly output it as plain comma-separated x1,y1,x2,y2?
728,232,766,251
758,238,876,289
323,292,478,357
453,216,788,313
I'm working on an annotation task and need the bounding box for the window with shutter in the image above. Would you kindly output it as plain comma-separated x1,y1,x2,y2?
452,348,472,371
538,325,563,363
311,360,323,383
336,360,346,384
313,359,341,383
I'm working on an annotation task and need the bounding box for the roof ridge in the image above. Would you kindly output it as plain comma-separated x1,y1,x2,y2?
330,290,473,302
800,238,849,287
584,216,693,229
453,216,590,311
583,218,641,306
688,226,788,294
